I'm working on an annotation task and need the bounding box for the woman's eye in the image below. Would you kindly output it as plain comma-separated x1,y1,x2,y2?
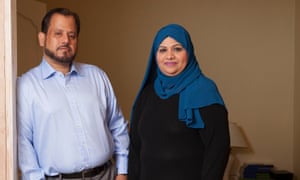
158,48,167,53
174,47,183,52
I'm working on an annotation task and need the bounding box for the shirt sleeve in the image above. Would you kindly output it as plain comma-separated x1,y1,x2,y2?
198,104,230,180
17,78,46,180
102,72,129,174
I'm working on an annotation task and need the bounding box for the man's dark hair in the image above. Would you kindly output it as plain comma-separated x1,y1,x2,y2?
41,8,80,35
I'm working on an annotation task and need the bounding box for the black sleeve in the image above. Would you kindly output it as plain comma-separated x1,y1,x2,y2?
198,104,230,180
128,98,142,180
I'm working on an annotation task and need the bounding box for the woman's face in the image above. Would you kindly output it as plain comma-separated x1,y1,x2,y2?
156,37,188,76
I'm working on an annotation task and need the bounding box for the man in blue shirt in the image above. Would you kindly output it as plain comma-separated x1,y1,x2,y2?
17,8,129,180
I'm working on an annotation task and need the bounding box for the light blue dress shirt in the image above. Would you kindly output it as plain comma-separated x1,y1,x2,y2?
17,59,129,180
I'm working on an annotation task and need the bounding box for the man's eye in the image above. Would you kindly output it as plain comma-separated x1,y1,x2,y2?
69,34,76,39
55,32,62,36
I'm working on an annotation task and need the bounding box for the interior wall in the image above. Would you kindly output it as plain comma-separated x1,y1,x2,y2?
20,0,296,176
294,0,300,178
17,0,46,76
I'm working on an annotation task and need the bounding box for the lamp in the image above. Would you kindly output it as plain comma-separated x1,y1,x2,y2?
223,122,248,180
229,122,248,148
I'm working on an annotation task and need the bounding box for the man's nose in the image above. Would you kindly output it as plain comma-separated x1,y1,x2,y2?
61,33,70,44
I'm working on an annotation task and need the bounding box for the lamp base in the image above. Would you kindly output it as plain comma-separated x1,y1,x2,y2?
223,153,241,180
223,153,234,180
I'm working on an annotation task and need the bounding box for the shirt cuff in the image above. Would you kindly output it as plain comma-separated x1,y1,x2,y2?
115,154,128,174
22,169,45,180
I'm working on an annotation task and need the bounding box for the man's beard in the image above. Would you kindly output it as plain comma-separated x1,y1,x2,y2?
44,47,76,64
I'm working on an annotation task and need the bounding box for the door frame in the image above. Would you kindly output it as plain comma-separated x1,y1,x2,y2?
0,0,17,179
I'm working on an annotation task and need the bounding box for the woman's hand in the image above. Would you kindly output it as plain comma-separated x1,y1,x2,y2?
115,174,127,180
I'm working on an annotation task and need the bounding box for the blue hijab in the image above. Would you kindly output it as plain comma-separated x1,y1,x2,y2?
132,24,225,128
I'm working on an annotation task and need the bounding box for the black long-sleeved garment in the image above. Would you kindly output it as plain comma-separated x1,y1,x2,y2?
128,83,230,180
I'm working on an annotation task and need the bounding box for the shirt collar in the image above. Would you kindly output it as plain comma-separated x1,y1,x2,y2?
40,58,81,79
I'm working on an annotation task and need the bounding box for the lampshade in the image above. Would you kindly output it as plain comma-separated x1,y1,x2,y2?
229,122,248,148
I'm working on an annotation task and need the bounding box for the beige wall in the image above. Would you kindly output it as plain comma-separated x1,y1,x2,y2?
18,0,298,178
295,0,300,178
17,0,46,75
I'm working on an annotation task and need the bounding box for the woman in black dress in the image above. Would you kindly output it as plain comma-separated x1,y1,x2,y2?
128,24,230,180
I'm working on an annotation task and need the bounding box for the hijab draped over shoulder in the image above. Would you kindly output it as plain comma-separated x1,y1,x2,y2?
132,24,225,128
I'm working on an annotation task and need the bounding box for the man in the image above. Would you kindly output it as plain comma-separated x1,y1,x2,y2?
17,8,129,180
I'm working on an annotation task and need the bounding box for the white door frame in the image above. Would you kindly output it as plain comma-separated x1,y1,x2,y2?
0,0,17,179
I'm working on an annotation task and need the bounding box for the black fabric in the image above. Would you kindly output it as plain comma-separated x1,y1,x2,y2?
128,83,230,180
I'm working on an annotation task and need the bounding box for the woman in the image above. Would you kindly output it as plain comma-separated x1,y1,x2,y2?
128,24,230,180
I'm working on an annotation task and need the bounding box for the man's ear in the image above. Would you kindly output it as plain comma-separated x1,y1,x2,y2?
38,32,45,47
